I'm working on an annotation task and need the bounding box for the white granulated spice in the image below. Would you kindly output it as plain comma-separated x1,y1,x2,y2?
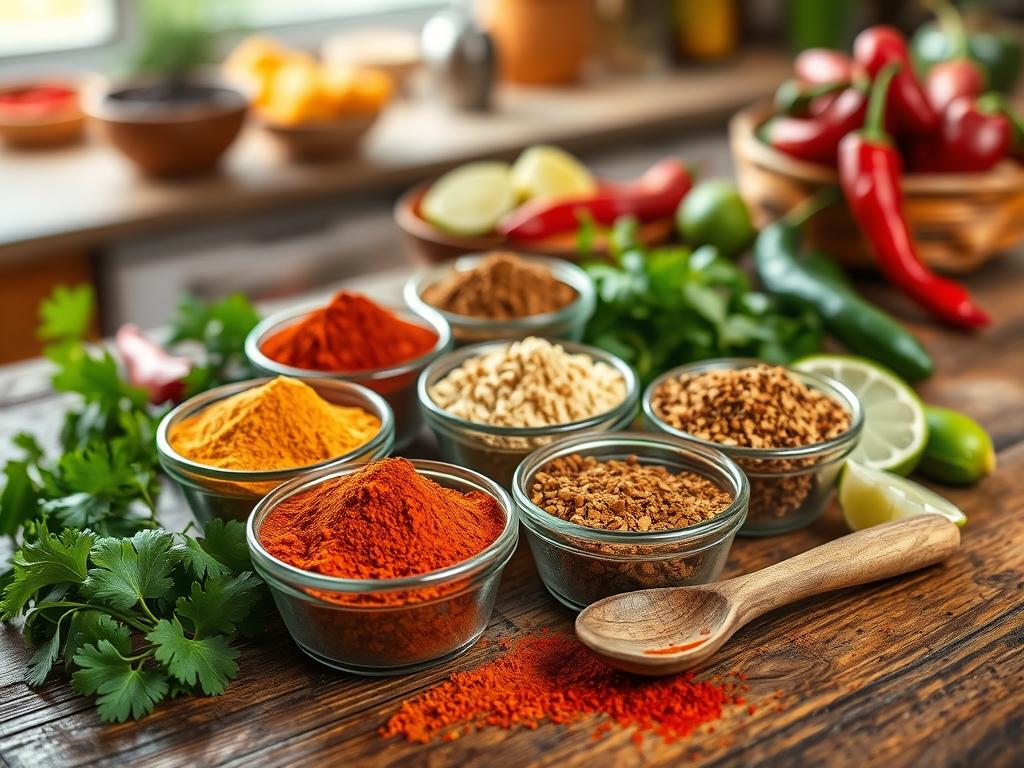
429,337,626,428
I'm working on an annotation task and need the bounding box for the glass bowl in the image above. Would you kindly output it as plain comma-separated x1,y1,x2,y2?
642,358,863,537
156,377,393,527
403,252,596,346
246,459,518,675
418,339,640,487
245,300,452,452
511,431,749,611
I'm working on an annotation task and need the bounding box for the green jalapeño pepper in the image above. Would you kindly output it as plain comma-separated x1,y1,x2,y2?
754,191,934,382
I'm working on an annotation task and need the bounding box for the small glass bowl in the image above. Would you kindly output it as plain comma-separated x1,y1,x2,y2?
418,339,640,487
156,377,394,527
403,252,596,346
245,301,452,452
246,459,518,675
642,359,863,537
511,431,749,611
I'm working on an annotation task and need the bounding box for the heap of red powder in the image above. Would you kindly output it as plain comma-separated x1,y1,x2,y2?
260,291,438,372
382,632,745,745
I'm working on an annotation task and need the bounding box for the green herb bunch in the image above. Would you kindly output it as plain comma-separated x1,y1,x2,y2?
0,520,266,722
168,293,261,395
581,218,823,385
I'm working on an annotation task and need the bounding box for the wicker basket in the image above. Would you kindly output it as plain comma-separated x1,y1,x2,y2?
730,102,1024,274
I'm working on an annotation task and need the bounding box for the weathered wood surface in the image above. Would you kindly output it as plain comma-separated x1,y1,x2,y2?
1,192,1023,768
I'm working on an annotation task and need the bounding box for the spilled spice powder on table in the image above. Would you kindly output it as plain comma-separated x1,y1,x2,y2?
382,632,748,745
260,291,438,372
422,252,577,319
168,376,380,471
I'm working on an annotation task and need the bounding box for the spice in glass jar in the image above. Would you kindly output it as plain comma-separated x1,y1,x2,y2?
421,252,577,319
260,291,438,372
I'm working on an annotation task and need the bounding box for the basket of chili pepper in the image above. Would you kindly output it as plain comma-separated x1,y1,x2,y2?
731,6,1024,277
395,148,685,262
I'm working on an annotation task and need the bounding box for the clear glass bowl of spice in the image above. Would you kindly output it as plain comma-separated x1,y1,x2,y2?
245,291,452,451
246,458,518,675
643,359,863,537
404,251,596,346
157,376,394,526
512,431,749,611
418,337,640,487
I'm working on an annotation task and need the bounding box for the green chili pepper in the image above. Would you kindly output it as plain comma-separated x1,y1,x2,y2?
753,191,934,382
912,20,1021,94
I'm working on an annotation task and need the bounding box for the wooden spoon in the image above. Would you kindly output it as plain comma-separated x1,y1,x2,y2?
575,514,961,676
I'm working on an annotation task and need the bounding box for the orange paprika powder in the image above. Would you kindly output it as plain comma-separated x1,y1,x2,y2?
260,291,438,372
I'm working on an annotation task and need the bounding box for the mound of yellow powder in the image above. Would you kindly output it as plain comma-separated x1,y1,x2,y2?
169,377,381,471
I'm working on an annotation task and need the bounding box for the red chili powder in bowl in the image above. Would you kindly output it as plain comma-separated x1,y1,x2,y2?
383,632,752,745
260,291,438,372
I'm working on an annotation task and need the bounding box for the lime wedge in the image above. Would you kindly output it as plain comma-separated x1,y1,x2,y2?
839,460,967,531
794,354,927,475
422,162,517,236
511,145,597,202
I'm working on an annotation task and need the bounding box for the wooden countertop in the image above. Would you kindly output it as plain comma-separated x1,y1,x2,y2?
0,51,790,264
0,248,1022,766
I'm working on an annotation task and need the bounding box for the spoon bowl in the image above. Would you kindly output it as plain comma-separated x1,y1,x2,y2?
577,514,961,676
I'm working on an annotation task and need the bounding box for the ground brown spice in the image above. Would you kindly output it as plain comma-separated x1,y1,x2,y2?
382,632,745,745
422,252,577,319
531,454,731,532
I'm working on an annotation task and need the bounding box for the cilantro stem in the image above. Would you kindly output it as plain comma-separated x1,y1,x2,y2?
27,601,153,633
137,597,160,625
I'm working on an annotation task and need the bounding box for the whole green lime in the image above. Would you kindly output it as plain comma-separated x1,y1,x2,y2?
676,180,756,258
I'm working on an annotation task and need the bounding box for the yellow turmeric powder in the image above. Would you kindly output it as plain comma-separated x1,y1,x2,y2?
169,377,381,471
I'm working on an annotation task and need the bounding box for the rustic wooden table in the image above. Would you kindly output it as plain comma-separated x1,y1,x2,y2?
1,212,1022,768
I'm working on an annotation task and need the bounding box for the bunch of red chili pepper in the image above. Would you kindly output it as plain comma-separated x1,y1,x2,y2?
761,4,1015,329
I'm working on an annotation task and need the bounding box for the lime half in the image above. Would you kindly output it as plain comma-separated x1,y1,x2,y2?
511,145,597,202
422,162,517,236
839,460,967,531
794,354,927,475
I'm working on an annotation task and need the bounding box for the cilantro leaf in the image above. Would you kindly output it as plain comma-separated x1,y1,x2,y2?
175,572,262,637
65,611,132,673
147,618,239,695
83,530,175,610
72,641,168,723
0,460,40,537
168,293,260,394
38,284,94,342
1,527,94,619
173,536,229,581
25,608,77,687
193,519,251,576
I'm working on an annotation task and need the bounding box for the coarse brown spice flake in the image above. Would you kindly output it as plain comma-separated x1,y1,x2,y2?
532,454,732,532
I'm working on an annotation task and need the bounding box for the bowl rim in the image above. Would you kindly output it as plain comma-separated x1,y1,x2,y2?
403,252,596,333
511,430,750,545
731,100,1024,194
246,458,519,593
417,338,640,439
245,298,453,383
156,376,394,481
642,357,864,461
82,75,249,124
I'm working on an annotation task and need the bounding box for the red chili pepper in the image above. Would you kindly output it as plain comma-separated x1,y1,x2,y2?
761,86,866,166
839,64,989,329
794,48,859,86
853,26,938,135
907,96,1011,173
978,93,1024,159
923,0,985,113
497,158,692,241
115,324,192,404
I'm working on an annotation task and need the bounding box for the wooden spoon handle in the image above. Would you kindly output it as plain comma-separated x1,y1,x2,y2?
725,514,961,624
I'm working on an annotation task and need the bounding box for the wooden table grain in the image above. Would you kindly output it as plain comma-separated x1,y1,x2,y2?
0,246,1022,768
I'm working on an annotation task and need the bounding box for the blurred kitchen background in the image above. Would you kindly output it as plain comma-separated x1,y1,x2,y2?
1,0,1021,363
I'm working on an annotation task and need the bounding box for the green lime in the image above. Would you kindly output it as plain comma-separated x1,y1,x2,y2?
793,354,927,475
422,162,517,236
839,459,967,531
676,180,756,258
919,405,996,486
511,145,596,202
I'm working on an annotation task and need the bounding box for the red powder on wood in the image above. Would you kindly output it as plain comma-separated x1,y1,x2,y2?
382,633,742,745
260,291,438,372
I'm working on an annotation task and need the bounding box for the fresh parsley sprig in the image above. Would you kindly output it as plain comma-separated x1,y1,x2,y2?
1,520,266,723
168,293,261,395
